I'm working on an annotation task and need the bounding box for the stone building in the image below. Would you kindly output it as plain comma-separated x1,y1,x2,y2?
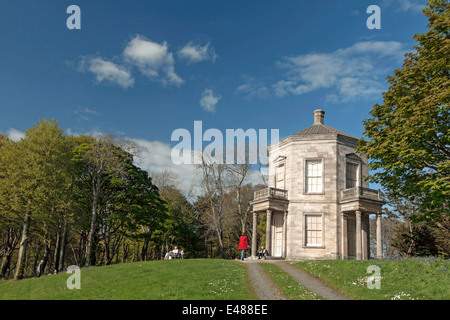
250,109,384,260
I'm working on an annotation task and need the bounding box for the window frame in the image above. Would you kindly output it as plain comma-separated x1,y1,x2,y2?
303,213,324,248
304,158,325,194
345,159,360,189
276,162,286,190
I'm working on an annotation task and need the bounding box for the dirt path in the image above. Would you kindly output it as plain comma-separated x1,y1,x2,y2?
244,262,289,300
275,261,353,300
240,260,353,300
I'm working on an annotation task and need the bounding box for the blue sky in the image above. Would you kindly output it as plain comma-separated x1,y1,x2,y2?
0,0,429,192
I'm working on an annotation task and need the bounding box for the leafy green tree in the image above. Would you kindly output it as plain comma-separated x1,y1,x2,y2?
358,0,450,222
161,186,201,258
0,120,73,279
0,134,21,278
72,134,139,266
101,162,167,264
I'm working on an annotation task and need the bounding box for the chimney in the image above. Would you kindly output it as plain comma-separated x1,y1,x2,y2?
313,109,325,125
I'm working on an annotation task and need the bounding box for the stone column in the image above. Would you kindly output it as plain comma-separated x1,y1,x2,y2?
341,212,348,260
283,210,288,258
251,211,258,258
356,210,362,260
266,210,272,256
361,213,368,260
376,212,383,260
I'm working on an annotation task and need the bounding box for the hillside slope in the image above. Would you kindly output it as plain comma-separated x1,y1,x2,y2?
0,259,257,300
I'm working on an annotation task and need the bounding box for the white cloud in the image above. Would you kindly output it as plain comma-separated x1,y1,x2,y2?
236,75,270,100
177,42,217,64
382,0,426,13
83,108,99,115
73,107,101,121
200,89,221,112
132,138,199,196
80,57,134,89
132,138,266,197
6,128,25,142
57,127,201,196
123,35,183,86
271,41,406,102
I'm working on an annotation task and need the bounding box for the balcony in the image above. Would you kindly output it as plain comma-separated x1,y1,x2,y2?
341,187,382,201
251,187,289,213
340,187,385,213
254,187,288,201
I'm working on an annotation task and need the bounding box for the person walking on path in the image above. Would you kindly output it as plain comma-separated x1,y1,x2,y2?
238,232,249,260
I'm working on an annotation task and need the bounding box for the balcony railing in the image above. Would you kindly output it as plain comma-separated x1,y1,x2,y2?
254,187,288,201
341,187,382,201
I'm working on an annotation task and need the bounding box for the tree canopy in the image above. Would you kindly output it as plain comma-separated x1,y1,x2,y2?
357,0,450,222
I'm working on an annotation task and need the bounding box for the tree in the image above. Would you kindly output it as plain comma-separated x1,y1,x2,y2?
382,192,450,258
72,134,140,266
102,162,166,264
357,0,450,222
225,150,253,234
0,134,21,278
196,153,228,258
0,120,74,279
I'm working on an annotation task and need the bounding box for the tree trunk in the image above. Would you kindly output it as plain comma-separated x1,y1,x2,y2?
1,251,13,278
42,233,52,274
32,245,43,278
215,226,224,259
122,242,129,263
86,181,100,266
53,228,61,272
141,237,150,261
407,220,415,258
59,222,68,271
1,227,19,278
14,213,30,280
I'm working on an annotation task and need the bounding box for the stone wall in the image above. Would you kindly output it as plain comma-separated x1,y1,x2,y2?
268,133,367,260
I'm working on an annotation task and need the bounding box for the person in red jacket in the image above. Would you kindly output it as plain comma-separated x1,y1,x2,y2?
238,232,249,260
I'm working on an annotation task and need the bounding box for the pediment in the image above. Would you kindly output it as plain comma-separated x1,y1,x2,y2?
345,153,361,161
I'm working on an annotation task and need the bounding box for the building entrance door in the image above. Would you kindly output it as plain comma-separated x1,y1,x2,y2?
273,214,283,257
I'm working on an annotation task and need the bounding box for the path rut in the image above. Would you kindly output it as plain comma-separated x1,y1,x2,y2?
244,262,289,300
241,260,353,300
275,262,352,300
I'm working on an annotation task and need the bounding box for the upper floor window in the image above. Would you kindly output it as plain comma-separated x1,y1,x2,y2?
305,160,322,193
346,162,359,188
276,163,285,190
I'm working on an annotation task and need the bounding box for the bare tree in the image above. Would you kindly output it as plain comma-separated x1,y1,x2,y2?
224,145,253,234
196,151,228,258
150,169,181,196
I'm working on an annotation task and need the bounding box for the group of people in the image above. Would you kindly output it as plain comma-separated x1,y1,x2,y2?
36,260,59,277
164,246,184,260
238,232,268,260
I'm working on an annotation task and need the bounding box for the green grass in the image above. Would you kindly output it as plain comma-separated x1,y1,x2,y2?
259,263,321,300
3,258,447,300
292,259,450,300
0,259,257,300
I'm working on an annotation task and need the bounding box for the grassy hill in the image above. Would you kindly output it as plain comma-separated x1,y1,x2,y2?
1,258,448,300
293,258,450,300
0,259,257,300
